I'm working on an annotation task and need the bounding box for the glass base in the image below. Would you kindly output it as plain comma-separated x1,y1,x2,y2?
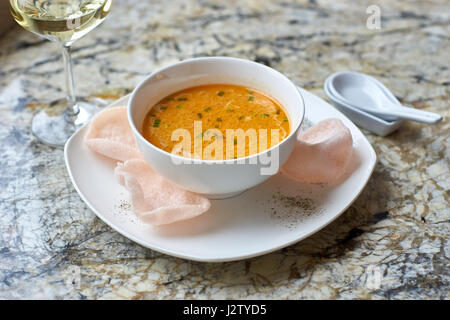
31,101,103,147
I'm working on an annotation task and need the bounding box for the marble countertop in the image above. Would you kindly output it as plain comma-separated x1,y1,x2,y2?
0,0,448,299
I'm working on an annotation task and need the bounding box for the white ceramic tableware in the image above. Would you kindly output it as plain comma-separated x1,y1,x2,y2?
128,57,305,199
327,72,442,124
324,77,404,136
65,89,377,262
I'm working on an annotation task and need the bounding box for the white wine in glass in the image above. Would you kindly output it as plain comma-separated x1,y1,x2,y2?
10,0,113,146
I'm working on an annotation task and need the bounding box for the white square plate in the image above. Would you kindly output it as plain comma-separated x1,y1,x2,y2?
64,88,376,262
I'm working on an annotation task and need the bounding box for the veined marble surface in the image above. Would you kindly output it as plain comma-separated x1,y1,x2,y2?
0,0,448,300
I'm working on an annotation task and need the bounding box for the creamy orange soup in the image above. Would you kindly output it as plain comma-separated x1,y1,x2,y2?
142,84,290,160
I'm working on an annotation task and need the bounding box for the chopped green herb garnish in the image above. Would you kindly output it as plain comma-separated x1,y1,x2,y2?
166,97,174,101
160,106,167,110
177,97,187,101
234,138,238,145
151,114,156,117
216,117,222,122
248,96,254,101
164,124,169,128
153,119,161,127
283,117,288,122
238,116,244,120
248,90,254,94
204,107,212,112
176,105,183,109
226,109,233,113
217,91,225,96
197,113,203,119
261,113,270,118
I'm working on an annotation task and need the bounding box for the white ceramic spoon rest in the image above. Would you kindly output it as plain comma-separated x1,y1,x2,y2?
328,72,443,124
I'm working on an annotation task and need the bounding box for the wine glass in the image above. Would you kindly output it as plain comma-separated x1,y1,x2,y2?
9,0,113,146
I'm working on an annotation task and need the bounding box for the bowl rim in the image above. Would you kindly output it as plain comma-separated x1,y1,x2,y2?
127,56,305,164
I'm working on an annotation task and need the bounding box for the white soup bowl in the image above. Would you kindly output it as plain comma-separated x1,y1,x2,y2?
128,57,305,198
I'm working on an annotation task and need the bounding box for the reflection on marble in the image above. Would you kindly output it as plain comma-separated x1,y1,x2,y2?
0,0,448,299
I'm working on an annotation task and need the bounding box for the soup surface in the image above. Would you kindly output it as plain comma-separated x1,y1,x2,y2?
142,84,290,160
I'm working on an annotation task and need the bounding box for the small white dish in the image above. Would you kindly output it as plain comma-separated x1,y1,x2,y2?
327,71,442,124
64,89,376,262
128,57,305,198
324,73,404,136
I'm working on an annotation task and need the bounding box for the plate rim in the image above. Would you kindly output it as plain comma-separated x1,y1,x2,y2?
64,90,377,262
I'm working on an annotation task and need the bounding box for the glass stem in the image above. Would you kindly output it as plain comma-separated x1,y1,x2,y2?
62,44,79,116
